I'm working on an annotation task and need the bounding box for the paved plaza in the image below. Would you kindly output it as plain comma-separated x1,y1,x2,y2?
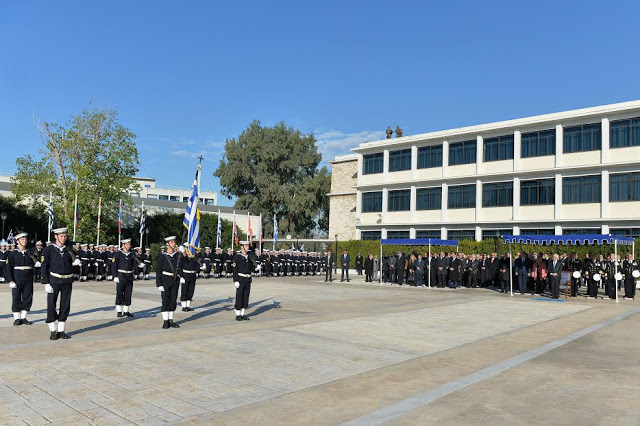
1,275,639,425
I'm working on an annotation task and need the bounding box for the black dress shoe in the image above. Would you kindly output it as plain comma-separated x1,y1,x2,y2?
236,315,243,321
117,312,123,318
169,320,180,328
124,312,134,317
241,315,250,320
58,332,71,339
13,319,22,326
21,318,32,325
162,320,170,329
50,331,59,340
182,307,188,312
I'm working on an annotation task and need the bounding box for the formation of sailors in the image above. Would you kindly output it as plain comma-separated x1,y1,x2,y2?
377,250,639,300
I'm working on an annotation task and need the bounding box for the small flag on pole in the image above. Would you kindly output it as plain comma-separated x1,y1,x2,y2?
118,199,123,235
248,212,253,247
259,213,263,249
140,203,146,236
182,162,201,256
232,210,238,247
216,210,222,249
47,192,54,241
273,214,278,250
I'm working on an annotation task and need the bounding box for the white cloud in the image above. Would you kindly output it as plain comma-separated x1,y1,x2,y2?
315,129,386,164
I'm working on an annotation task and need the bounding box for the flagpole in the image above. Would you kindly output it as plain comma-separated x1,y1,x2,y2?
73,193,78,241
140,201,144,251
259,213,262,252
96,197,102,246
248,211,251,247
118,199,122,248
232,210,235,253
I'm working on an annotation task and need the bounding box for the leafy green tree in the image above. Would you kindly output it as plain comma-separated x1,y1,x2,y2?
0,195,48,243
12,107,139,243
214,120,331,237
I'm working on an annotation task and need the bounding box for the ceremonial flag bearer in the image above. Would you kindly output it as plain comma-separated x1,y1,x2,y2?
41,228,81,340
111,238,136,317
156,236,182,329
233,241,253,321
5,232,38,325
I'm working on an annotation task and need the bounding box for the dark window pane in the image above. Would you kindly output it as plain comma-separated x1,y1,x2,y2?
562,175,601,204
521,129,556,158
482,182,513,207
416,230,440,239
417,145,443,169
361,231,382,241
447,230,475,241
563,123,601,153
416,187,442,210
387,230,410,239
388,189,410,211
448,184,476,209
610,172,640,201
520,178,555,205
363,153,384,175
389,149,412,172
484,135,514,162
362,191,383,212
449,140,476,165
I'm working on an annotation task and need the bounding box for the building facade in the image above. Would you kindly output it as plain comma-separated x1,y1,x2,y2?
331,101,640,241
328,154,358,240
132,177,218,206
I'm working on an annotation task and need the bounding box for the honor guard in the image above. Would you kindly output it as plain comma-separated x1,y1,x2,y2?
233,241,253,321
156,236,182,329
41,228,80,340
0,240,8,282
622,253,639,300
111,239,136,317
5,232,37,325
142,248,152,279
180,243,200,311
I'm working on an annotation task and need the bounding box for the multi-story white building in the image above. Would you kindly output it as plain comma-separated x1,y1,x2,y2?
329,100,640,241
131,177,217,206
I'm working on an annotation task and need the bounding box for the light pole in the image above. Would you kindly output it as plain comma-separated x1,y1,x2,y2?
1,212,7,239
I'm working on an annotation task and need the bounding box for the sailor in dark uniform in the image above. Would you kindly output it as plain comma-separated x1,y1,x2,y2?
105,245,114,280
622,253,639,300
233,241,253,321
5,232,37,326
142,248,152,280
224,248,233,278
87,244,96,280
156,236,181,329
33,241,44,282
203,247,212,278
94,244,106,281
41,227,80,340
0,240,8,282
213,248,222,278
180,242,200,311
111,238,136,317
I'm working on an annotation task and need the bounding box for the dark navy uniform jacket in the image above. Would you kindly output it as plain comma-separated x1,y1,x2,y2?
5,249,37,283
42,244,75,285
233,253,253,283
155,251,181,287
111,250,136,277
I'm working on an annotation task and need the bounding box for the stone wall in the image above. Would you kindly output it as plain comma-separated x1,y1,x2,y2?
329,158,357,240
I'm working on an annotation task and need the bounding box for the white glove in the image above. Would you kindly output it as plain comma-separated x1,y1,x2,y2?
44,284,53,293
94,262,98,266
34,261,41,267
72,259,81,266
139,263,145,268
200,265,206,271
179,246,185,253
158,286,165,292
9,281,17,288
235,281,240,289
180,277,186,284
114,277,119,284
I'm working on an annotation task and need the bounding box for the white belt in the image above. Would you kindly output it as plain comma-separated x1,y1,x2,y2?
96,259,104,262
238,273,251,278
15,266,33,270
162,271,175,277
81,258,90,261
182,269,196,273
144,260,152,263
118,269,134,274
0,259,7,263
51,272,73,279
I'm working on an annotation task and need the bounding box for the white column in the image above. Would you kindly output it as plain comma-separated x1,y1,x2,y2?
476,136,483,175
513,177,520,220
601,118,610,163
441,227,447,240
355,229,362,240
554,173,562,219
601,170,609,219
383,149,389,183
602,224,610,235
555,125,563,168
382,188,388,222
381,228,388,239
410,228,416,239
356,154,363,186
513,131,521,171
475,225,482,242
356,190,362,220
554,225,562,235
442,141,449,178
513,226,520,236
410,185,416,223
411,145,418,180
441,183,448,222
475,180,482,222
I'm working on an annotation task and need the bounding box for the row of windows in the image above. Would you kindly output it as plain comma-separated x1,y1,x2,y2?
360,228,639,241
361,172,640,212
362,117,640,175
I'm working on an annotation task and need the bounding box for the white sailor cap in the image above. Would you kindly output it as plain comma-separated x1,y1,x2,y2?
145,248,150,251
134,246,141,250
239,240,250,245
15,232,28,240
205,246,210,249
36,240,43,246
81,243,88,247
164,236,177,242
121,239,132,244
53,227,68,235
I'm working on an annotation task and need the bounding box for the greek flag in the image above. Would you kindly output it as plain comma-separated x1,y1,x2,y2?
139,204,146,235
273,214,278,250
216,210,222,249
183,164,201,256
48,194,54,232
6,229,14,245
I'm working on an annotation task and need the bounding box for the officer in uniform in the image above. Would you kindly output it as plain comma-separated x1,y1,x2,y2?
180,243,200,311
156,236,182,329
584,254,604,299
33,241,44,282
142,248,152,279
5,232,38,325
0,240,8,282
568,253,582,297
111,239,136,317
41,228,80,340
233,241,253,321
622,253,639,300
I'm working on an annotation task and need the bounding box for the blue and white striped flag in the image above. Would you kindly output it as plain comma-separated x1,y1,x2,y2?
47,192,54,240
216,210,222,249
183,163,201,256
273,214,278,250
139,203,146,235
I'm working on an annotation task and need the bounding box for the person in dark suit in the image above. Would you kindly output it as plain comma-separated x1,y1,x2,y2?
448,253,461,288
499,253,511,293
514,252,532,295
436,252,449,288
340,250,350,282
364,254,374,282
324,250,335,282
548,253,562,299
489,252,500,287
355,254,364,275
396,252,406,285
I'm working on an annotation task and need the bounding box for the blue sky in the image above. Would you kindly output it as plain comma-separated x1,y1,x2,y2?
1,1,639,206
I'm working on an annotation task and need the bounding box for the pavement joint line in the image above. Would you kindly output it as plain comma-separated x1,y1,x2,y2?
342,306,640,426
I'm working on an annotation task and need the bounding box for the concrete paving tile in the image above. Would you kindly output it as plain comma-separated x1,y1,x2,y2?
80,407,130,425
